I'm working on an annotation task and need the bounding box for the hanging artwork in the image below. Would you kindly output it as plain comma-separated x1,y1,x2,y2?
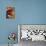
8,32,16,45
18,25,46,41
6,6,15,19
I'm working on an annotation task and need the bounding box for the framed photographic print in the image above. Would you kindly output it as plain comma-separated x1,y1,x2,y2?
6,6,15,19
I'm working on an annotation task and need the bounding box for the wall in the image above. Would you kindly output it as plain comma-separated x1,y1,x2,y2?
0,0,46,44
16,0,46,24
0,0,18,44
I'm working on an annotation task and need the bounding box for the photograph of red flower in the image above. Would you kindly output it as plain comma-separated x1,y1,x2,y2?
6,6,15,19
